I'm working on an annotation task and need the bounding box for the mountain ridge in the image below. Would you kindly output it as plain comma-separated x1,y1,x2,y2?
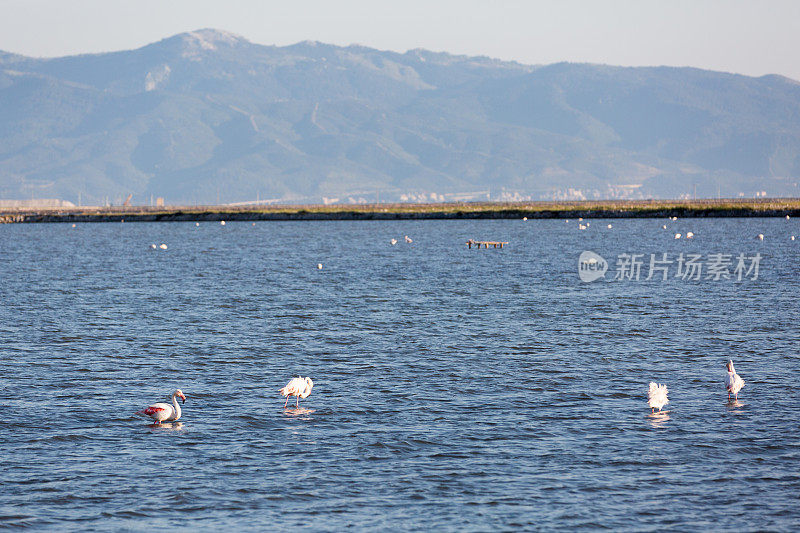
1,29,799,205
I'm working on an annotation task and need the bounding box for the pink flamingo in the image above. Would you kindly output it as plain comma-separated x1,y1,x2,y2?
136,389,186,424
647,382,669,413
280,377,314,408
725,360,746,400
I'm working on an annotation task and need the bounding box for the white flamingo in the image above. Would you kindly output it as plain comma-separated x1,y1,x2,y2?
647,382,669,412
280,377,314,408
725,360,745,400
136,389,186,424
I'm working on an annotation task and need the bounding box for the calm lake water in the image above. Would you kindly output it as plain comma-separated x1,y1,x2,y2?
1,218,799,531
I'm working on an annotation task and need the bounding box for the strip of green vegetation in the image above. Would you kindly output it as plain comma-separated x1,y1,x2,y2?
3,199,800,223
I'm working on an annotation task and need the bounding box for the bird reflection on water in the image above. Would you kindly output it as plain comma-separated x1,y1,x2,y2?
726,400,745,412
647,410,670,428
147,421,185,431
282,407,316,419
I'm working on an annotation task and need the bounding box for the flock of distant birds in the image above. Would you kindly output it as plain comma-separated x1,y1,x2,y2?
390,235,413,245
136,214,415,248
552,214,794,241
136,362,744,424
140,213,796,254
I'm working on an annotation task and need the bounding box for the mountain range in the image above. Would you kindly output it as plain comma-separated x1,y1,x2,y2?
1,28,800,205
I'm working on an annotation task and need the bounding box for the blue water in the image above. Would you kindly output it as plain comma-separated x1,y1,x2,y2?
1,218,798,531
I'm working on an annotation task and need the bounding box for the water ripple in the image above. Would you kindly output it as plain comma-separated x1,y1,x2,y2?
0,219,798,530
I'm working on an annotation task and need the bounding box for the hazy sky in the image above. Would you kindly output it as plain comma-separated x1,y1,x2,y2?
1,0,799,80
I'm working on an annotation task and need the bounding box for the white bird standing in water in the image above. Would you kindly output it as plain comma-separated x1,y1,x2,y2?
136,389,186,424
390,238,397,246
725,360,745,400
648,382,669,412
404,235,413,243
280,377,314,408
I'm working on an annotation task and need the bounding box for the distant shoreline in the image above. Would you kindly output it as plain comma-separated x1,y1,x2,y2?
2,199,800,223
